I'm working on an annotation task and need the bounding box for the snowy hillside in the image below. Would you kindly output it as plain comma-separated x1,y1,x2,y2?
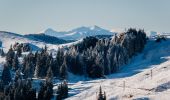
65,38,170,100
42,26,115,40
0,31,48,51
0,31,78,52
0,30,170,100
24,33,71,44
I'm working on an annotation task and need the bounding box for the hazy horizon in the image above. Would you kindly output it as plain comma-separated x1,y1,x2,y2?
0,0,170,34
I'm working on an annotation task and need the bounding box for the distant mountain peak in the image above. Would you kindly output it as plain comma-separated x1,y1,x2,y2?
70,25,105,33
89,25,102,30
41,26,114,40
44,28,57,33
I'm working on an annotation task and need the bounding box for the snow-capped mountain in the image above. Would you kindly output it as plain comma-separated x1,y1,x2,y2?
42,26,115,40
43,28,68,37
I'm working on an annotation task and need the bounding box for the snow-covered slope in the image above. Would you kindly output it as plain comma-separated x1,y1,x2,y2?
65,38,170,100
0,31,78,52
0,31,46,51
1,30,170,100
43,26,115,40
43,28,68,37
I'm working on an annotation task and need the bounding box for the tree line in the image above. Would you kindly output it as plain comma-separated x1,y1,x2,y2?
0,28,147,99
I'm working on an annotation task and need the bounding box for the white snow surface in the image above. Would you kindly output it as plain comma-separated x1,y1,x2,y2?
0,31,79,52
65,38,170,100
1,31,170,100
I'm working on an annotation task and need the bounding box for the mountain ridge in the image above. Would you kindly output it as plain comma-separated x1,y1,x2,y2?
39,26,115,40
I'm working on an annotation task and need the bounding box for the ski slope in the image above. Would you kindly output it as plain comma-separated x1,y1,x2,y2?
66,38,170,100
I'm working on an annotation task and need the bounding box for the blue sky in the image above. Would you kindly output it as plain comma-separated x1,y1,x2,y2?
0,0,170,34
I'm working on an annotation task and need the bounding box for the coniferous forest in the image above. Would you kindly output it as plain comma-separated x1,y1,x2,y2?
0,28,147,100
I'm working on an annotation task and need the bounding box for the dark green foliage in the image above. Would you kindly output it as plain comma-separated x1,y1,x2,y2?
38,80,53,100
6,45,15,68
67,54,83,75
14,70,22,82
16,45,22,57
64,28,146,78
12,55,19,71
34,47,50,78
2,79,36,100
120,28,146,57
60,58,68,80
89,64,103,78
0,49,5,57
0,80,4,92
1,64,11,85
56,81,68,100
56,48,64,67
22,52,36,79
46,66,53,81
74,36,98,53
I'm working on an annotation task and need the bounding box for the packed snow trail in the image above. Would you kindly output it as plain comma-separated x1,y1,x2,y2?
66,38,170,100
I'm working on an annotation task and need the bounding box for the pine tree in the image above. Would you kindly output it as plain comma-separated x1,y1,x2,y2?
44,45,47,52
24,62,34,79
0,80,4,92
14,70,22,82
38,80,53,100
12,55,19,71
0,49,5,57
51,58,59,78
1,64,11,85
16,45,22,57
56,48,64,67
56,80,68,100
46,66,53,81
34,55,40,78
97,86,106,100
6,46,15,68
60,58,67,80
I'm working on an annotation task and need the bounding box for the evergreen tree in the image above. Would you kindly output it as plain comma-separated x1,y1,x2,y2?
24,62,34,79
97,86,106,100
14,70,22,82
52,59,60,78
0,49,5,57
34,55,40,78
60,58,67,80
3,79,36,100
56,48,64,67
6,45,15,68
0,80,4,92
46,66,53,81
1,64,11,85
56,80,68,100
38,80,53,100
16,45,22,57
12,55,19,71
89,64,103,78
